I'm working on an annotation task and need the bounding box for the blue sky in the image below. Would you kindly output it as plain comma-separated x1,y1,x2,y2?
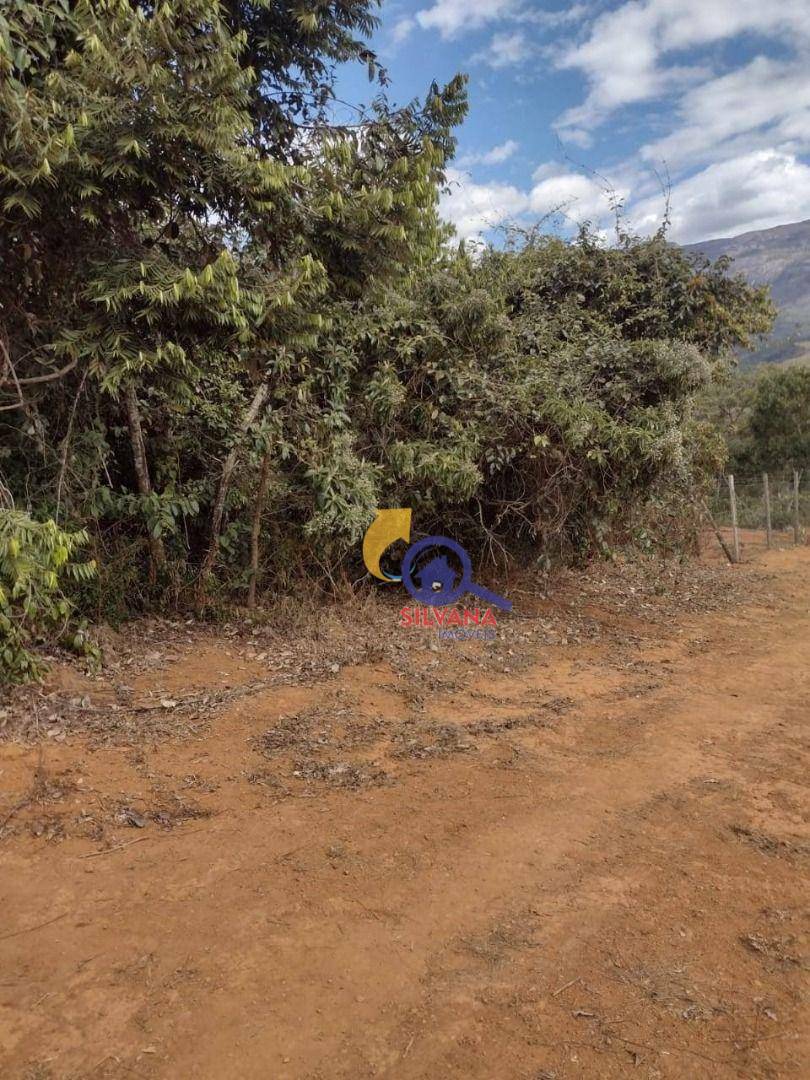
336,0,810,244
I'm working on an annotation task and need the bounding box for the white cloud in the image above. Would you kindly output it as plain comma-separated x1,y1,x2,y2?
657,1,810,51
483,138,520,164
391,16,416,45
442,148,810,248
629,149,810,242
415,0,520,40
423,0,810,246
641,57,810,167
458,139,520,167
556,0,810,142
529,170,622,225
473,30,533,69
440,167,531,241
441,164,628,242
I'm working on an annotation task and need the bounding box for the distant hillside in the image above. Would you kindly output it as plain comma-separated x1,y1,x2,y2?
686,219,810,365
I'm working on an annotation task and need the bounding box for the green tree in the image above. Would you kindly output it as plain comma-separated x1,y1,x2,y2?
747,365,810,471
695,368,759,473
0,505,97,683
0,0,465,596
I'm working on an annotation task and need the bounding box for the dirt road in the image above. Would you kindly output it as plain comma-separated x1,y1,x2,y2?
1,545,808,1078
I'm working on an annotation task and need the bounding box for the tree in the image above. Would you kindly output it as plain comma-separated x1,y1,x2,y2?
747,365,810,471
219,0,385,153
0,0,466,597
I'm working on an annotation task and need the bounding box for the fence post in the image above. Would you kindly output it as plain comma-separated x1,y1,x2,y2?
793,469,802,545
728,474,740,563
763,472,772,549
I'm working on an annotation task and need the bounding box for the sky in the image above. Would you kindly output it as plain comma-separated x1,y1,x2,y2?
336,0,810,245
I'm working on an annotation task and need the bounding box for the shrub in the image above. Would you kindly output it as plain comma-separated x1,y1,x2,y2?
0,511,97,684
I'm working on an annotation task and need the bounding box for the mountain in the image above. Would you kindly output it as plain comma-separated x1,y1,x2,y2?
686,219,810,365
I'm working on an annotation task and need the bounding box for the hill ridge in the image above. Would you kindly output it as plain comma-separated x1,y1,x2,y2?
685,218,810,365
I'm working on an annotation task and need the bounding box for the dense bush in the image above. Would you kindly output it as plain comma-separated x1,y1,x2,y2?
747,366,810,470
0,1,773,680
699,362,810,475
233,234,764,573
0,509,97,683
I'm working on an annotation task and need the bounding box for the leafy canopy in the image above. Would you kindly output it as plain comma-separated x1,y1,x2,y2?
0,0,776,683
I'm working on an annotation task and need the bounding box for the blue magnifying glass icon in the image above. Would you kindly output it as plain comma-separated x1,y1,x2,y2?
402,536,512,611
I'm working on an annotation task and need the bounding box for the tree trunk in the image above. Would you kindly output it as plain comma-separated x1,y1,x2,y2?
197,381,270,601
124,383,166,579
246,445,274,609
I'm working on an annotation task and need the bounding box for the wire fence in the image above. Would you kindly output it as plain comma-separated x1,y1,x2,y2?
707,469,810,561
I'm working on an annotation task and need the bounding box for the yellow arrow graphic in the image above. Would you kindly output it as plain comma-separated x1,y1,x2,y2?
362,508,412,582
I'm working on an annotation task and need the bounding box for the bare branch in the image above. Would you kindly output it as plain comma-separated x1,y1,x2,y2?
1,355,78,387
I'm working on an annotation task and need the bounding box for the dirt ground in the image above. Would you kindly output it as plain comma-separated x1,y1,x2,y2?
1,537,808,1079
